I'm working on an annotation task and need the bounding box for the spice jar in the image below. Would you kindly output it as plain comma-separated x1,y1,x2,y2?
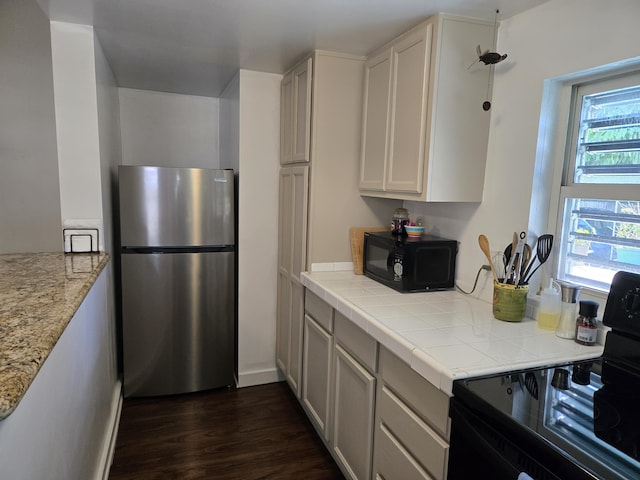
391,208,409,235
574,300,599,346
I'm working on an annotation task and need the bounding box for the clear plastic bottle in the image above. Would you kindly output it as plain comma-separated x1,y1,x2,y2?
537,279,561,331
575,300,599,346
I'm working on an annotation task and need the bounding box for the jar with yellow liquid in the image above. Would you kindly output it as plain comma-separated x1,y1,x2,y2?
537,279,561,330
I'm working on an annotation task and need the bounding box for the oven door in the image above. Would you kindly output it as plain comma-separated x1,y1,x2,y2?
448,399,557,480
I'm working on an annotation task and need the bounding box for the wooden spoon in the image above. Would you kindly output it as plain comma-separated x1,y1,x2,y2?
478,234,499,283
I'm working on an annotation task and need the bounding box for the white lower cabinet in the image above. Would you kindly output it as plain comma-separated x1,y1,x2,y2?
302,313,333,441
374,422,431,480
276,166,309,397
373,347,450,480
299,291,451,480
332,344,376,480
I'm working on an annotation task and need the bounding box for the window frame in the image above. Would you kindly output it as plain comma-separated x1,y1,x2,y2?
554,70,640,295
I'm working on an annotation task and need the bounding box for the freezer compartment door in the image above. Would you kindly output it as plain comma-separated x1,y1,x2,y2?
118,165,235,248
121,251,235,397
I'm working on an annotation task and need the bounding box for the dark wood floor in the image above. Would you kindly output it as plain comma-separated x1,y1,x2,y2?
108,381,344,480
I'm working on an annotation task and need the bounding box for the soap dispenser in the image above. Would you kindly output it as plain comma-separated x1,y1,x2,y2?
537,279,561,331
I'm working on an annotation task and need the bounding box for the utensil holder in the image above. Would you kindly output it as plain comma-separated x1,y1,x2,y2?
493,281,529,322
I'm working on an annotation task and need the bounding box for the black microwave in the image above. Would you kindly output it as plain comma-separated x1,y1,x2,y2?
363,231,457,292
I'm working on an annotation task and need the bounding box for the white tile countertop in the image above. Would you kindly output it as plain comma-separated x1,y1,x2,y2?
301,269,603,396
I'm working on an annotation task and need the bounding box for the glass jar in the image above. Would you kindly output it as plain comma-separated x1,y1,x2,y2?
391,208,409,235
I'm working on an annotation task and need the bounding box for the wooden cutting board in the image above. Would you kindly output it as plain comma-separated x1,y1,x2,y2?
349,226,389,275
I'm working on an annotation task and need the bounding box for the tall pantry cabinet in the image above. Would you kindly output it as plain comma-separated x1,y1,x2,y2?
276,51,397,397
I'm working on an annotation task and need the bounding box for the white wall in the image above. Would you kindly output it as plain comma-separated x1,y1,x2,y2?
0,0,62,253
220,73,240,173
50,22,106,249
221,70,282,387
408,0,640,301
0,266,120,480
94,33,122,255
119,88,220,169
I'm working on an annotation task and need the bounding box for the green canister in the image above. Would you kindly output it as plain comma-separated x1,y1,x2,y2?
493,281,529,322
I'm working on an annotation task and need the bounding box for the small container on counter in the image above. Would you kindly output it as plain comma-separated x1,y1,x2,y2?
493,281,529,322
575,300,599,346
391,208,409,236
537,279,561,331
556,281,582,339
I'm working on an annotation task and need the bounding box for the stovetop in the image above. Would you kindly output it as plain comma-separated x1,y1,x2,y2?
454,357,640,480
453,271,640,480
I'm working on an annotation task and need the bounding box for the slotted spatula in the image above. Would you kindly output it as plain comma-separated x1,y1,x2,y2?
523,234,554,284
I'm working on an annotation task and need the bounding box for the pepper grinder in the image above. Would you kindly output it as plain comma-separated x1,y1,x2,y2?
575,300,599,346
556,281,582,339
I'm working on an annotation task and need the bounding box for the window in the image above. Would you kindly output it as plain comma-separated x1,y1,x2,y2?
557,72,640,292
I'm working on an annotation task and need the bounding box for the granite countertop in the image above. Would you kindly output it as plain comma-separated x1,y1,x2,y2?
0,252,109,420
301,269,603,396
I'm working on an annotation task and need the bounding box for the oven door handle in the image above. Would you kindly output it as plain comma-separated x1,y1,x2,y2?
450,402,535,480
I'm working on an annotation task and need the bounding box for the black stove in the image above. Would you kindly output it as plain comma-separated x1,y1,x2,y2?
448,271,640,480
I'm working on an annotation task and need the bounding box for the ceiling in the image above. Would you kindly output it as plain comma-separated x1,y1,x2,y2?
36,0,549,97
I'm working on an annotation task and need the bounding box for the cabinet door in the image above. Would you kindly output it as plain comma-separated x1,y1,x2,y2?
276,166,309,397
302,314,333,441
288,280,304,393
333,344,376,480
359,49,392,191
275,271,291,374
292,57,312,163
386,23,432,193
280,71,294,165
290,166,308,277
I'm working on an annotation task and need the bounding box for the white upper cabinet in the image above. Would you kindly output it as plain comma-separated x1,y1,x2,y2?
280,71,294,164
386,24,432,194
359,49,392,191
359,14,494,202
281,57,312,164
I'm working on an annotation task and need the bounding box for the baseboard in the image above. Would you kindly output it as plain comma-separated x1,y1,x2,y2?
98,380,123,480
236,367,285,388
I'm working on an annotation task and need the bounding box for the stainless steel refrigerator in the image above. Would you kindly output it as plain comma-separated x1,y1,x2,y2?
118,165,236,397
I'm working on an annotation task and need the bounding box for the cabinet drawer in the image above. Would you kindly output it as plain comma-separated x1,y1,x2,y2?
374,422,432,480
304,290,333,333
334,311,377,373
377,386,448,480
378,347,449,438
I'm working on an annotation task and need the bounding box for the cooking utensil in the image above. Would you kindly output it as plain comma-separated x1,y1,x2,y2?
520,243,532,279
504,232,527,285
478,234,499,283
523,234,554,284
503,242,532,280
514,232,527,285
